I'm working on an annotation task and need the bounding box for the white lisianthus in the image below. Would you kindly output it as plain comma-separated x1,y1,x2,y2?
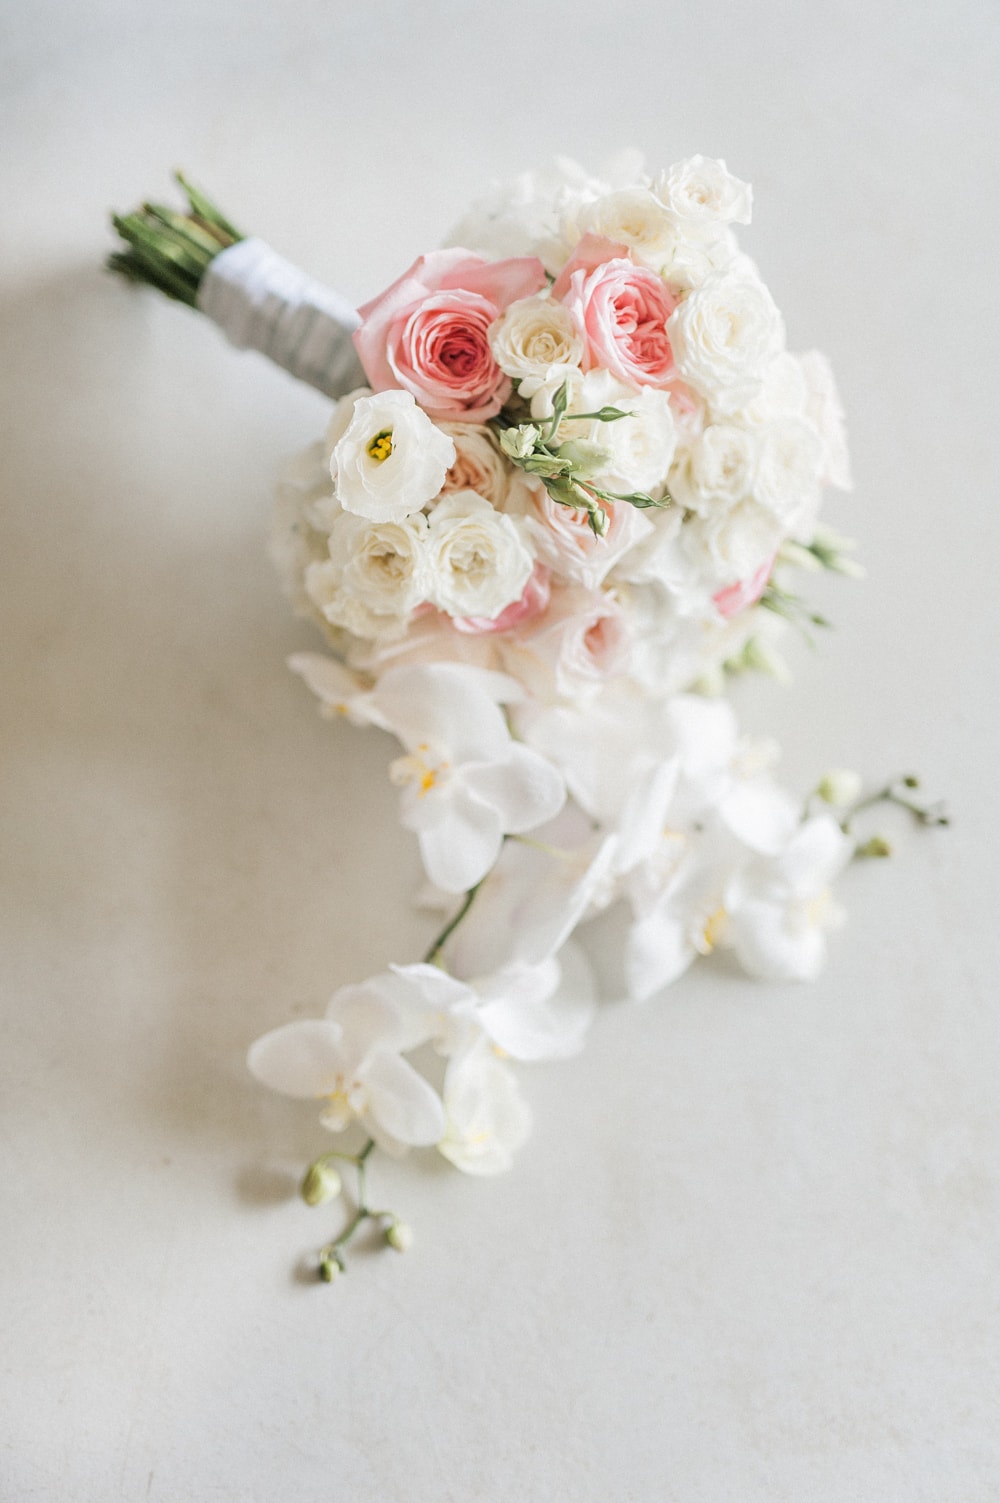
753,417,824,529
436,422,512,508
674,423,760,516
667,269,784,413
653,156,753,233
426,490,534,621
438,1039,533,1176
331,389,456,521
488,295,584,398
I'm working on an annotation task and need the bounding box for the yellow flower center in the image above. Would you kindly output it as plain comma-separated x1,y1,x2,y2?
366,429,394,464
697,906,728,955
389,742,450,798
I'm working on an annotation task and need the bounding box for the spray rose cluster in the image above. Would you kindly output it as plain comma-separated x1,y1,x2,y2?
255,155,857,1200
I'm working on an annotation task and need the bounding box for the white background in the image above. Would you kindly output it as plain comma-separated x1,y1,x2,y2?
3,3,999,1498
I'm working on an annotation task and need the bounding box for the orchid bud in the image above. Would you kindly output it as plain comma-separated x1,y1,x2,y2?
385,1219,414,1253
816,769,863,807
301,1159,342,1207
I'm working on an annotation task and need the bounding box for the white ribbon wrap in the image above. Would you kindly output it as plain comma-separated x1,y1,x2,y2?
196,237,367,400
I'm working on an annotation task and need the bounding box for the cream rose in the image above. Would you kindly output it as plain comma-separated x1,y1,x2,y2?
653,156,752,233
677,423,760,516
667,269,784,413
329,511,430,616
436,422,513,507
488,295,585,397
331,389,456,522
753,417,824,529
426,491,534,621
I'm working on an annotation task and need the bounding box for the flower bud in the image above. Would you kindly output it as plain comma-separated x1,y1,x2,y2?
318,1252,344,1283
385,1219,414,1253
816,769,863,807
856,835,892,859
499,423,539,460
301,1159,342,1207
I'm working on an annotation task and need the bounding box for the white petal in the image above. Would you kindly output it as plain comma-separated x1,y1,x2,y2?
728,898,827,982
438,1044,533,1176
286,653,385,727
372,664,511,763
415,787,505,893
446,828,618,976
324,985,408,1072
247,1018,345,1099
475,946,597,1061
362,1050,446,1147
458,744,565,834
625,907,696,1001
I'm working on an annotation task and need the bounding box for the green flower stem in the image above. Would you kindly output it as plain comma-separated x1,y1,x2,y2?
840,775,950,852
422,881,482,966
108,173,244,307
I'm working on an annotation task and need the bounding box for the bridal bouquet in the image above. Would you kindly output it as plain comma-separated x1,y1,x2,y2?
110,156,944,1279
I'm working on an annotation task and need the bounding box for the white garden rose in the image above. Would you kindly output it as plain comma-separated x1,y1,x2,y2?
684,497,785,585
653,156,752,233
488,295,584,397
753,417,824,528
331,389,456,522
304,557,410,642
676,423,760,516
667,268,784,413
426,490,534,620
576,187,679,271
738,350,809,426
799,350,853,491
328,511,430,616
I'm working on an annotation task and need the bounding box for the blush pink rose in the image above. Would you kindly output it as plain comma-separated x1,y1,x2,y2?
712,555,774,619
555,233,677,389
354,248,547,423
451,562,552,636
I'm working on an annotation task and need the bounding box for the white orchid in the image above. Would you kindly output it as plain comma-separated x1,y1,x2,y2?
725,814,853,981
438,1039,533,1176
247,983,445,1155
370,663,566,893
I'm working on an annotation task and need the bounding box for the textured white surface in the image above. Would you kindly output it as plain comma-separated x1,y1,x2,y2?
2,3,1000,1499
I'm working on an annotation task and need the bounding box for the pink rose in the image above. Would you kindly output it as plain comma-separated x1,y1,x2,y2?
555,233,677,389
712,555,774,619
525,491,652,591
354,248,547,423
452,562,552,636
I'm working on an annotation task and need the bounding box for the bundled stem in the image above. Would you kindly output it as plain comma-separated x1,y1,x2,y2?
108,173,243,306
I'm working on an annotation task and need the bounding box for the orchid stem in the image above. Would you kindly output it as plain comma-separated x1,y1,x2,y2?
422,881,482,966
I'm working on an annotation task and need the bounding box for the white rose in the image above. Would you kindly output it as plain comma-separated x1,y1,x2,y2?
684,497,784,585
653,156,752,233
488,295,584,397
675,423,760,516
799,350,852,491
304,557,410,643
534,369,678,497
753,417,824,529
426,491,534,621
576,187,679,271
738,351,809,426
331,390,455,522
667,269,784,413
329,511,430,616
